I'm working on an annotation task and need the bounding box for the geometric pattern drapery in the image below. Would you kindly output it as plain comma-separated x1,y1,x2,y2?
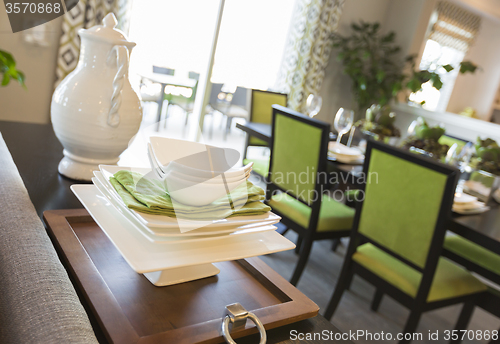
275,0,345,112
55,0,132,86
429,1,481,53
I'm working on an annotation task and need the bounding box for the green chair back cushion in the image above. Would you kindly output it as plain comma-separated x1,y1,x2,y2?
270,112,322,205
358,149,448,268
249,91,287,146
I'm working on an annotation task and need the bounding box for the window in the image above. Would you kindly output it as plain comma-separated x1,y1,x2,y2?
127,0,294,91
410,1,480,112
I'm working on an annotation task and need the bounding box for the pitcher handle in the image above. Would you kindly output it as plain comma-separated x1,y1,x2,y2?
107,45,129,128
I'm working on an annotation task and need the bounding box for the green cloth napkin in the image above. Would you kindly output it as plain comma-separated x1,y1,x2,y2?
110,170,271,220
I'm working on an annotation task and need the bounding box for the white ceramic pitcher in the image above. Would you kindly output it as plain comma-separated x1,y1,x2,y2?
51,13,142,181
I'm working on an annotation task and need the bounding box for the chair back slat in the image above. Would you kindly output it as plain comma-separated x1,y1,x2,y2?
356,141,458,269
269,105,329,205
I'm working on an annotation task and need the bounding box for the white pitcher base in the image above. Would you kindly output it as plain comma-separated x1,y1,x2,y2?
58,152,119,181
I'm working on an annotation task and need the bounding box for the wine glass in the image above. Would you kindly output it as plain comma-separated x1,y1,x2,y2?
334,108,354,146
306,94,322,118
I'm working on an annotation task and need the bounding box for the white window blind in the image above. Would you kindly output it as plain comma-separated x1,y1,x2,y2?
428,1,481,52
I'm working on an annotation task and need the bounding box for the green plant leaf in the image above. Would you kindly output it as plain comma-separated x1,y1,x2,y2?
0,50,26,88
406,78,422,93
442,64,454,72
381,32,395,43
1,73,10,86
459,61,478,74
430,73,443,90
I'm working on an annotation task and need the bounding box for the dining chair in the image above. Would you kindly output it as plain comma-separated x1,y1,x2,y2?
139,66,176,124
265,105,355,286
443,235,500,343
324,140,487,344
222,86,249,140
164,71,200,127
242,90,287,177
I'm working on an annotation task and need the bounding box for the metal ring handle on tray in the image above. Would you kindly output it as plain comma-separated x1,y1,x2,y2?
221,303,266,344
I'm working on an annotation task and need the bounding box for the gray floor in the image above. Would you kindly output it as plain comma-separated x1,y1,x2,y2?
149,104,500,344
259,225,500,344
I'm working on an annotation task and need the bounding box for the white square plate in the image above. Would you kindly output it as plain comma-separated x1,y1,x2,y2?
99,165,280,229
92,173,278,243
71,184,295,273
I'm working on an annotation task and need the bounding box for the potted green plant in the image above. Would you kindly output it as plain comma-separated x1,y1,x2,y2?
331,21,477,120
0,49,25,88
354,104,401,142
470,138,500,176
400,117,449,160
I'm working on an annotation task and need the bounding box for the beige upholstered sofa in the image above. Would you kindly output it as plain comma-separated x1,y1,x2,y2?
0,134,99,344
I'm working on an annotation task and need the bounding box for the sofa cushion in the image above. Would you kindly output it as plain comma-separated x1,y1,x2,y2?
0,133,98,344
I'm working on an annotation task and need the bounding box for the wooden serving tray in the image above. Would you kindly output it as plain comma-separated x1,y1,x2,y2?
44,209,319,344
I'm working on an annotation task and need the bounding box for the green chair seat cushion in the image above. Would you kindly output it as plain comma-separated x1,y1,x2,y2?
244,158,269,177
444,235,500,276
267,192,355,232
353,243,487,302
249,136,268,146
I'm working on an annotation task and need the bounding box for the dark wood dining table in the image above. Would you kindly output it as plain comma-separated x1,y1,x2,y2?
0,120,351,344
236,122,365,185
236,121,500,256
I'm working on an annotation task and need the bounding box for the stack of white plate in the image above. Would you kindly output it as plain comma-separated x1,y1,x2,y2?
71,153,294,286
453,193,490,215
328,142,364,164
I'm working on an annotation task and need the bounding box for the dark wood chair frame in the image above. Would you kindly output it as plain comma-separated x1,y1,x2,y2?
265,105,351,286
324,139,485,344
443,248,500,344
243,90,288,161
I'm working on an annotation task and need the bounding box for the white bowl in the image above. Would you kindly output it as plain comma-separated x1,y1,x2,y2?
165,172,246,206
150,136,240,172
165,161,252,181
167,168,250,185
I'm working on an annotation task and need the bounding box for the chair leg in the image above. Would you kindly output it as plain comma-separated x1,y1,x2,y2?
371,289,383,312
324,264,354,320
224,117,232,140
345,272,354,291
243,136,250,160
163,103,170,128
290,235,314,286
294,236,303,254
399,310,422,344
450,301,475,344
331,239,341,252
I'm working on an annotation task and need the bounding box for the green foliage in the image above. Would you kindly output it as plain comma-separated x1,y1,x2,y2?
470,137,500,175
354,104,401,140
332,22,404,110
332,21,478,111
0,50,25,88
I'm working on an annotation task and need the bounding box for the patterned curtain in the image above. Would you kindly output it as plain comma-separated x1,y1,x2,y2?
429,1,481,53
55,0,133,86
275,0,345,112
